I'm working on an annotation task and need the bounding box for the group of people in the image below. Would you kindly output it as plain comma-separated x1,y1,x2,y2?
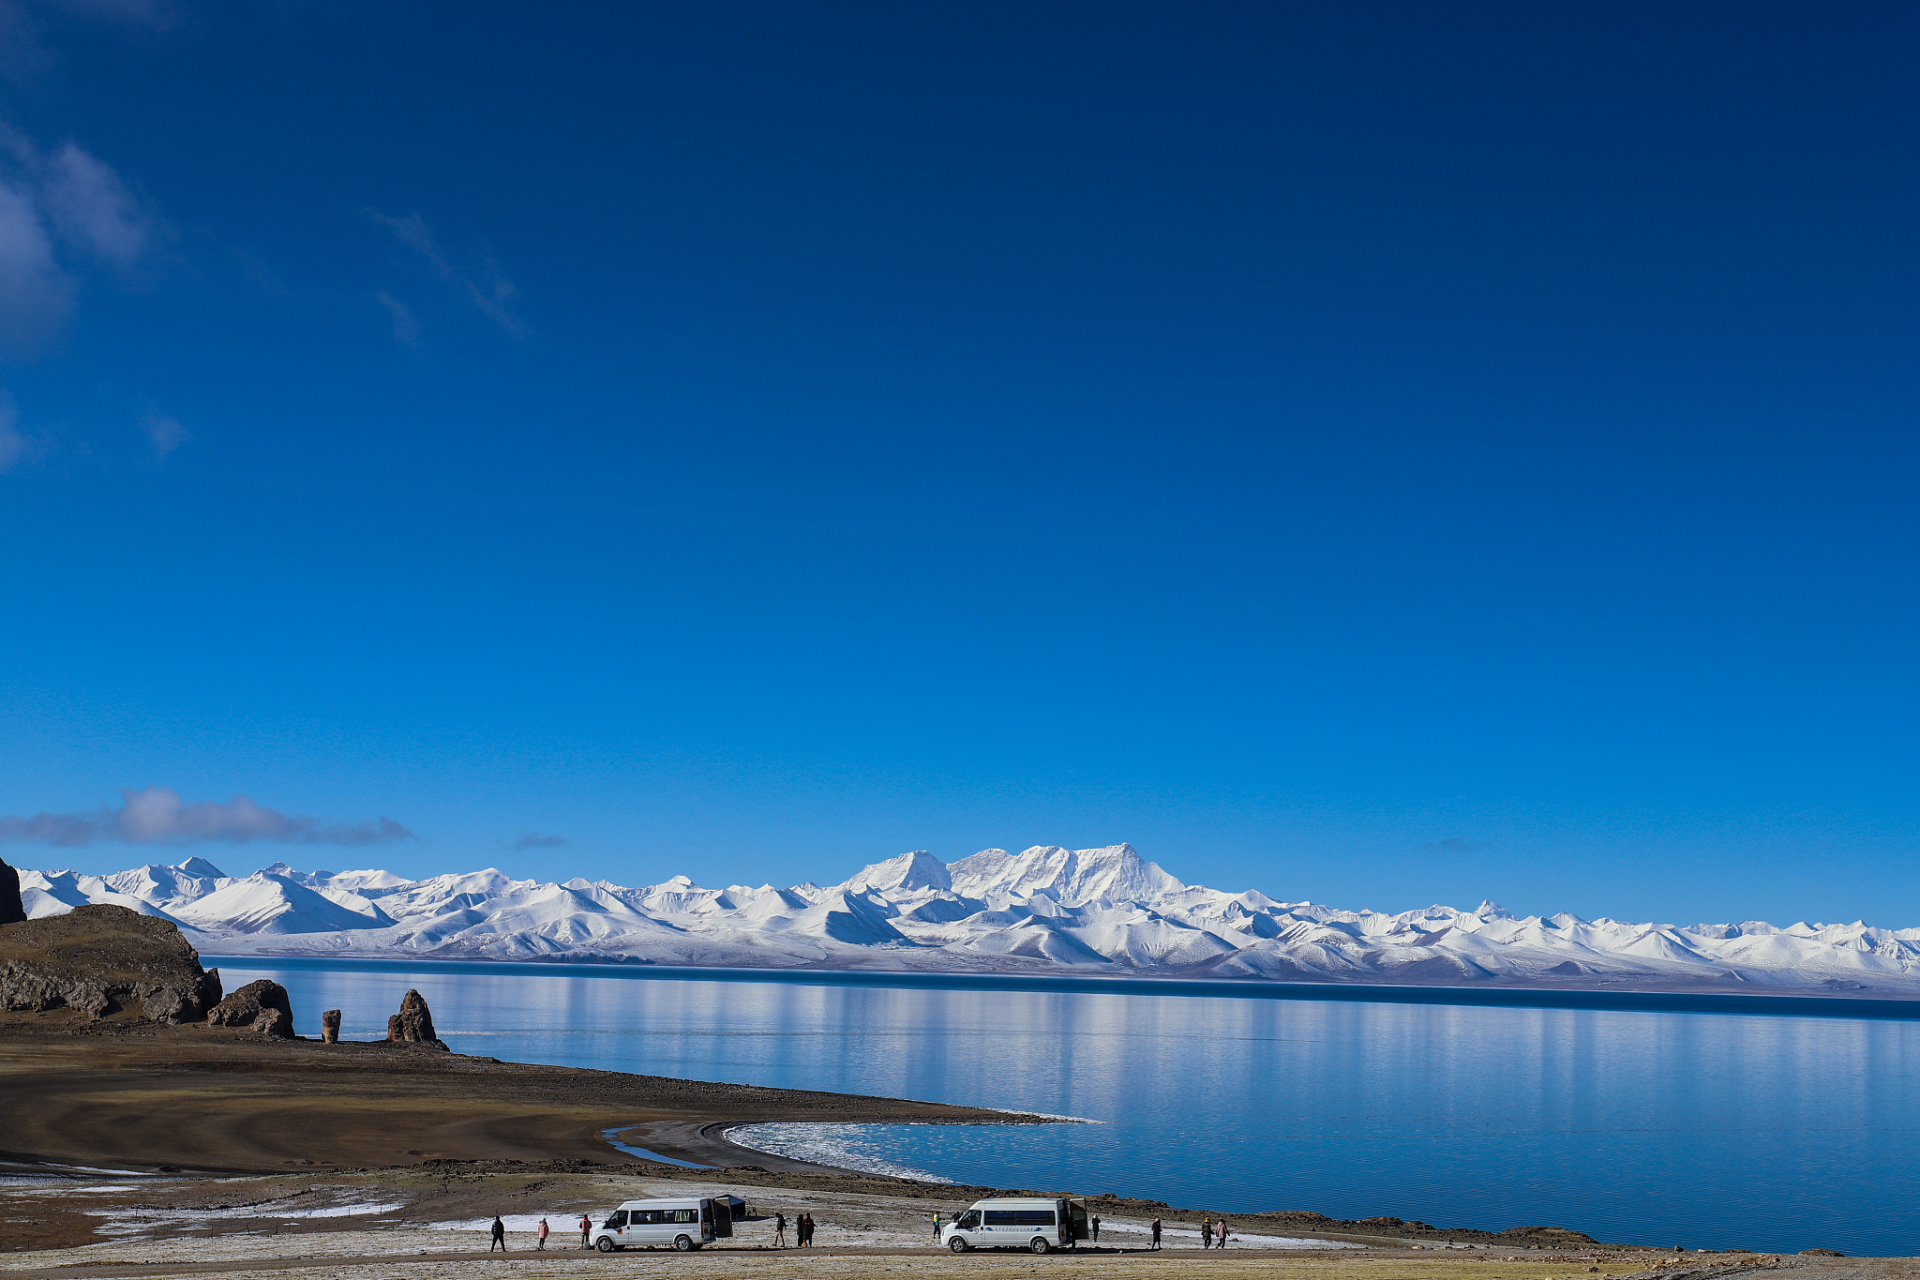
486,1204,1222,1253
487,1215,560,1251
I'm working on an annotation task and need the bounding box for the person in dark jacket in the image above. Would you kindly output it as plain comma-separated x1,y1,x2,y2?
1091,1215,1101,1243
489,1216,506,1252
1150,1218,1162,1249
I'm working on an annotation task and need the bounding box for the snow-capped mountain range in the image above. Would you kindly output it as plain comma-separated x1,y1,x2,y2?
17,843,1920,997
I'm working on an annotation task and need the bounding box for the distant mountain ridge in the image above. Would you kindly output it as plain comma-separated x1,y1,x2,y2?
17,843,1920,997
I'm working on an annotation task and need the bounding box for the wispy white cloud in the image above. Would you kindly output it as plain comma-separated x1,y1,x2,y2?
374,289,420,348
369,208,525,337
0,786,417,847
462,254,520,333
0,127,155,353
140,405,187,458
371,210,451,275
42,142,149,266
512,832,568,851
0,170,74,352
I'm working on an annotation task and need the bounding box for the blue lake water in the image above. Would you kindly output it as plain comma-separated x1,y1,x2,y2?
210,957,1920,1257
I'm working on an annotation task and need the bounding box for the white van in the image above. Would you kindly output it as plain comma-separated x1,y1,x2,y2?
941,1197,1087,1253
590,1197,735,1252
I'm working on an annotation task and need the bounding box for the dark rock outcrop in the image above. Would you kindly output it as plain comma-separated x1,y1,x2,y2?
321,1008,341,1042
387,988,445,1048
0,904,222,1022
207,979,296,1037
0,856,24,925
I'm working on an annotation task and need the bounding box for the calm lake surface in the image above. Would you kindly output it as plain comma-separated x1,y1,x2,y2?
210,958,1920,1257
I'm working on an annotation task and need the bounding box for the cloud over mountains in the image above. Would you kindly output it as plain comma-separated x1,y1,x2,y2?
0,786,415,847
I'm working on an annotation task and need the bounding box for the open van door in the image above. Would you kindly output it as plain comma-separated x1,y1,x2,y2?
703,1199,733,1238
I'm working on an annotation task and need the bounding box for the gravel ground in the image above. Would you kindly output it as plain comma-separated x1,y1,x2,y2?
0,1171,1745,1280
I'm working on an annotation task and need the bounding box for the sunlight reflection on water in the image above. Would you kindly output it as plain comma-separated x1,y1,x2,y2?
212,958,1920,1257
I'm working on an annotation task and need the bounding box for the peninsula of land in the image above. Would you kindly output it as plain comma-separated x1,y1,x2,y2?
0,897,1027,1177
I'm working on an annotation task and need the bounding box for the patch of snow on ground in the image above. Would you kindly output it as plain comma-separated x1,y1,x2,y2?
725,1124,951,1183
86,1202,405,1222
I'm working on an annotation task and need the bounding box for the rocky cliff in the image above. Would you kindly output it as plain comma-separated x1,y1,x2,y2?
0,855,26,925
0,904,223,1022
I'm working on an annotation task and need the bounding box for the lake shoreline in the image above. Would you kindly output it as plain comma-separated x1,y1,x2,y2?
0,1009,1618,1253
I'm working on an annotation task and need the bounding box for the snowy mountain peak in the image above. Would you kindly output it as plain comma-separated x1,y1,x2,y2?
949,843,1185,906
843,849,952,897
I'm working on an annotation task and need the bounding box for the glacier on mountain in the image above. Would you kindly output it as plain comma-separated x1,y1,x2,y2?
15,843,1920,997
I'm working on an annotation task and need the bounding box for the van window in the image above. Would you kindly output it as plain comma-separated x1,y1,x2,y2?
985,1210,1056,1226
603,1211,627,1228
671,1209,698,1224
956,1211,981,1229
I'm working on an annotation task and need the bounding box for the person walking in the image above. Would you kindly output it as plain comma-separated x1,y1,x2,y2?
578,1213,591,1249
537,1218,549,1250
489,1216,507,1252
1091,1214,1101,1243
1150,1218,1162,1250
774,1213,787,1248
933,1214,943,1242
1201,1217,1213,1249
1216,1219,1229,1249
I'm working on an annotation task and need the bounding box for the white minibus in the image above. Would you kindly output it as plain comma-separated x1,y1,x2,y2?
941,1197,1087,1253
589,1197,735,1251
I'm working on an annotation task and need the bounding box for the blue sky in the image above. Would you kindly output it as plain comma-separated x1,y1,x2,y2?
1,1,1916,925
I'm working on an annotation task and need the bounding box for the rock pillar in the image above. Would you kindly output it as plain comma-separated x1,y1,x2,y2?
387,988,446,1048
321,1009,341,1043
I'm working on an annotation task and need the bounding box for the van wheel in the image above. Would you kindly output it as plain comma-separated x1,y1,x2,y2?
595,1238,615,1253
948,1237,970,1253
1030,1238,1051,1254
673,1235,694,1252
